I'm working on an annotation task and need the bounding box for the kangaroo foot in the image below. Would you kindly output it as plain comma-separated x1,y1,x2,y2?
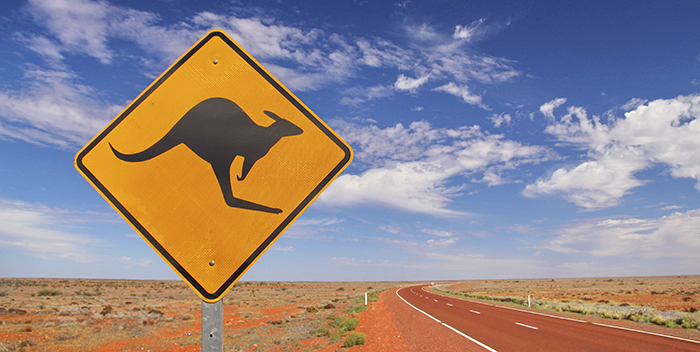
224,195,282,214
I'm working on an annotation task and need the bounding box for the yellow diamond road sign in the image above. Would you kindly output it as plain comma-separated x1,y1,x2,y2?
75,30,353,302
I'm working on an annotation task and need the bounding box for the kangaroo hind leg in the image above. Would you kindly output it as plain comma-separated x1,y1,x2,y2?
211,162,282,214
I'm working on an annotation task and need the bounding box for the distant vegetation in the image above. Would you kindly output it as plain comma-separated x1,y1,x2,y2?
431,284,700,330
37,289,61,297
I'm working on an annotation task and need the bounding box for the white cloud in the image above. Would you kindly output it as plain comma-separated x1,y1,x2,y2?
284,218,344,240
525,94,700,210
426,238,457,246
23,0,414,92
421,229,455,237
7,1,525,148
453,19,487,41
620,97,648,111
294,218,344,227
28,0,116,64
340,85,394,106
523,155,647,210
544,209,700,259
434,82,488,109
489,112,512,128
380,225,402,234
321,120,551,216
539,98,567,119
394,73,431,92
321,160,467,216
0,69,122,148
0,199,108,262
272,245,293,252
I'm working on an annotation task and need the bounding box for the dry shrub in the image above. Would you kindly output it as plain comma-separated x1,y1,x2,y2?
343,332,366,347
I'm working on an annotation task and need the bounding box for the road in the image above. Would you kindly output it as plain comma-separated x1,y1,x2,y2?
396,285,700,352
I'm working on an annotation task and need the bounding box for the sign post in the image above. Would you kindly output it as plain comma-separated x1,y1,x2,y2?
202,300,224,352
75,30,353,351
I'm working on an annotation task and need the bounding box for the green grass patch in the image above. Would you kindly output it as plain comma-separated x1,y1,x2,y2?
339,317,359,332
343,332,366,347
37,289,61,297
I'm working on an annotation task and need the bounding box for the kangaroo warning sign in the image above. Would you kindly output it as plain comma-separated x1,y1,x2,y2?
75,30,353,302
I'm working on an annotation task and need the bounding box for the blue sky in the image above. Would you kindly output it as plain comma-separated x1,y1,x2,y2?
2,0,700,282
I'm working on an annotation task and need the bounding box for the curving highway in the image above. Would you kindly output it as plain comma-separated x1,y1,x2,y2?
396,285,700,352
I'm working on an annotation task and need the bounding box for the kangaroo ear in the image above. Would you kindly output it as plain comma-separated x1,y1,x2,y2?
264,110,282,121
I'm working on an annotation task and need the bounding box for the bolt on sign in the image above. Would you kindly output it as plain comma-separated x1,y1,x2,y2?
75,30,353,303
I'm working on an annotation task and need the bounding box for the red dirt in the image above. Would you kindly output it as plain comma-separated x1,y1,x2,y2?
448,276,700,312
312,289,409,352
315,288,483,352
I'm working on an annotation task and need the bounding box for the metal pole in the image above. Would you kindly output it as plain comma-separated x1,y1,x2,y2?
202,300,223,352
528,295,531,308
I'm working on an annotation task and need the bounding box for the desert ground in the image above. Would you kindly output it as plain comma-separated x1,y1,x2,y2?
434,275,700,336
1,276,699,351
0,279,408,351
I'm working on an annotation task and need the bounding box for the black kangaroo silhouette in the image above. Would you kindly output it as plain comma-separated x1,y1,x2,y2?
109,97,303,214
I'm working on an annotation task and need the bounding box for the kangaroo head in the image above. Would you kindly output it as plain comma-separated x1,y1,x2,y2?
264,111,303,138
235,111,304,182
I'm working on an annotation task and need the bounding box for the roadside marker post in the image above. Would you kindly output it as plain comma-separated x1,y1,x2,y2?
75,30,352,352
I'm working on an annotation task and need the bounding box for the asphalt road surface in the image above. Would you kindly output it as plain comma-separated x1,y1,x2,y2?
396,285,700,352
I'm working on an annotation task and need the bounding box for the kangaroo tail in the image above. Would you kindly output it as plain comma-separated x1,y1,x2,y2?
109,134,180,162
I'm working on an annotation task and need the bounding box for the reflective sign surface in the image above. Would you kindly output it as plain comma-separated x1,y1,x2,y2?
75,30,353,302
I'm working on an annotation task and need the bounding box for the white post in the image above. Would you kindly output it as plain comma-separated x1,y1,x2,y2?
528,295,531,308
365,292,368,305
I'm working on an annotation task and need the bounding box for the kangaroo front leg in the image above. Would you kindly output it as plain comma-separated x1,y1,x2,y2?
211,162,282,214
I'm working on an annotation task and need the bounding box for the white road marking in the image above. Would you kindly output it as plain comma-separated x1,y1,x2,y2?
495,305,587,323
592,322,700,344
418,285,700,346
396,288,498,352
441,323,499,352
426,288,585,323
447,303,453,306
515,322,538,330
434,299,438,302
470,310,481,314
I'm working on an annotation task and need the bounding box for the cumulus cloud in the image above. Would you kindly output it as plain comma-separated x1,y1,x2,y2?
544,209,700,259
320,120,551,216
489,112,512,128
539,98,566,119
525,94,700,210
